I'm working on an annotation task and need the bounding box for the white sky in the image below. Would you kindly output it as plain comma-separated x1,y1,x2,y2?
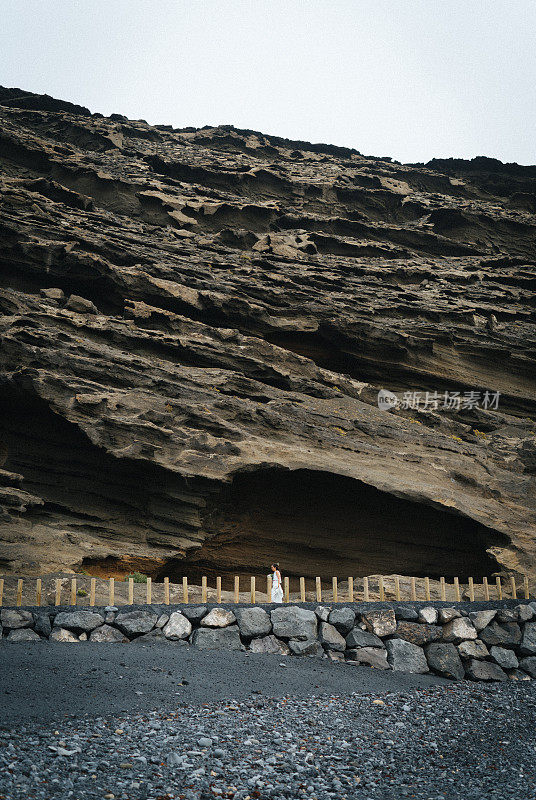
2,0,535,164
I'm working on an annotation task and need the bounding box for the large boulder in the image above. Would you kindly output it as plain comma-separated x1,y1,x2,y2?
425,643,464,679
519,622,536,655
163,611,192,640
1,609,33,629
236,607,272,639
396,622,441,646
465,659,507,681
249,635,290,655
516,604,534,623
6,628,41,642
191,626,241,650
345,627,384,649
288,639,323,657
478,621,522,648
53,611,104,632
328,608,355,635
457,639,490,659
271,607,317,641
34,613,52,638
468,610,496,631
181,606,208,623
519,657,536,678
201,608,236,628
347,647,390,670
50,627,79,642
361,609,396,637
490,646,519,669
386,639,428,673
418,607,438,624
318,621,346,652
89,624,128,642
115,610,157,636
394,606,419,621
438,608,461,623
442,617,477,643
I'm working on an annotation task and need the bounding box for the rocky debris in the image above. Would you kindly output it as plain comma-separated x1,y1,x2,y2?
200,608,236,628
249,634,290,655
271,607,317,641
162,611,192,640
425,643,465,679
1,89,535,584
362,609,396,637
235,607,271,639
386,639,429,673
114,610,158,637
191,626,241,650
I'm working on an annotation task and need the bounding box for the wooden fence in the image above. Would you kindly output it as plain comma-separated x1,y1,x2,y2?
0,574,532,607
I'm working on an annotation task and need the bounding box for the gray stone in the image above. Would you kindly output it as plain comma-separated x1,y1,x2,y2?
490,646,519,669
181,606,207,623
519,621,536,655
442,617,477,643
516,604,534,622
163,612,192,640
386,639,428,673
394,606,419,621
479,621,521,648
198,737,213,748
438,607,461,623
496,608,519,623
396,622,442,646
6,628,41,642
465,659,507,682
328,607,355,635
66,294,98,314
347,647,390,670
0,609,33,629
345,627,384,649
236,607,272,639
507,668,531,681
249,635,290,655
89,625,127,642
519,656,536,678
41,287,65,301
318,621,346,652
361,609,396,637
104,612,116,624
457,639,490,659
54,611,104,632
34,613,52,637
115,610,157,636
191,626,241,650
271,607,317,641
425,643,464,679
78,632,88,641
468,610,496,631
314,606,331,622
156,613,170,628
201,608,236,628
288,639,323,657
50,627,79,642
418,607,438,624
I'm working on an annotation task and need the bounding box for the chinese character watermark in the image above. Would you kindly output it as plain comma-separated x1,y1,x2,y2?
377,389,500,412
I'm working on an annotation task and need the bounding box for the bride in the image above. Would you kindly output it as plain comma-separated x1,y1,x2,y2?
270,563,283,603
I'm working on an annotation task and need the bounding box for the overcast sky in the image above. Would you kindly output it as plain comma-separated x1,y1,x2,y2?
2,0,535,164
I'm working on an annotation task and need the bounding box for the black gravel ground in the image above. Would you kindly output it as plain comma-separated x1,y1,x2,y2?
1,644,536,799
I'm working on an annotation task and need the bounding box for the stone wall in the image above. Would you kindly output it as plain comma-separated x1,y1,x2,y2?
2,602,536,682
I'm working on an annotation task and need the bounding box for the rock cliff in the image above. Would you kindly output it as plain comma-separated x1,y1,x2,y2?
1,87,535,582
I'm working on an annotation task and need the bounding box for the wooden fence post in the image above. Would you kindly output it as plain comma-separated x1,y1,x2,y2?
36,578,42,607
454,577,461,602
146,577,152,604
109,578,114,606
468,577,474,602
332,577,338,603
348,577,354,603
128,578,134,605
363,576,369,602
250,577,256,604
164,577,170,605
234,576,239,604
510,576,517,599
410,577,417,601
524,576,530,600
284,576,290,603
0,578,3,607
55,579,61,606
216,576,222,604
182,577,188,603
440,577,446,601
424,577,431,601
300,577,306,602
90,578,96,607
378,576,384,602
483,576,490,601
201,576,207,603
496,576,502,600
316,577,322,602
394,576,400,601
267,574,272,603
71,579,76,606
16,579,23,607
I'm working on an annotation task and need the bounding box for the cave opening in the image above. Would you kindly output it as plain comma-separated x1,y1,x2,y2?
172,467,507,585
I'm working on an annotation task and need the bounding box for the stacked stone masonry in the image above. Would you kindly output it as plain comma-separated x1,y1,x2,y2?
2,602,536,682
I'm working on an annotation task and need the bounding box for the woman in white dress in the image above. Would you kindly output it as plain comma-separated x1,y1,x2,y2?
271,563,283,603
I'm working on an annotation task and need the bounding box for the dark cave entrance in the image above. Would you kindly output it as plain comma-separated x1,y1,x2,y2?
174,467,506,585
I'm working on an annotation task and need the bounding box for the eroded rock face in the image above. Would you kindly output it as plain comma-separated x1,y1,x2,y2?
0,88,535,580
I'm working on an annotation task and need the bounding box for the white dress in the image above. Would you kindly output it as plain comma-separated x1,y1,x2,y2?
271,571,283,603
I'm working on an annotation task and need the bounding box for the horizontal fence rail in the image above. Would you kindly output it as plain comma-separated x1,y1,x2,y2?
0,574,533,607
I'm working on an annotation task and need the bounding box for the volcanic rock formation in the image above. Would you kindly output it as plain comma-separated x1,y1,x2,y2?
0,87,535,581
